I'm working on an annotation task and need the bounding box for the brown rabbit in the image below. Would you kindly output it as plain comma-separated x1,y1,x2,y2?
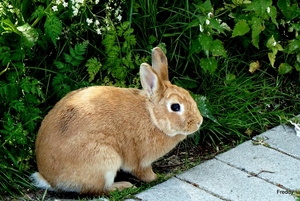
31,47,203,194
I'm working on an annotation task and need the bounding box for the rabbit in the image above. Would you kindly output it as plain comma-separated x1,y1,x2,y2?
31,47,203,195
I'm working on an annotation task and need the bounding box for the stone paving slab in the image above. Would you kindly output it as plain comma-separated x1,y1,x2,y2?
254,125,300,159
128,177,222,201
177,159,295,201
215,140,300,190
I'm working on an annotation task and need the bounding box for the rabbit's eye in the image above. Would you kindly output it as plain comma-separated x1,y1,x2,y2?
170,103,181,112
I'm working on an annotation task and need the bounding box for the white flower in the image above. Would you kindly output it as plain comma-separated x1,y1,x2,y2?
273,41,277,46
96,28,101,35
206,19,210,25
115,9,120,16
86,18,93,26
95,20,100,25
117,14,122,21
207,12,213,18
95,0,99,4
267,7,270,14
8,4,13,8
52,5,58,12
63,1,68,8
72,7,79,16
199,24,204,32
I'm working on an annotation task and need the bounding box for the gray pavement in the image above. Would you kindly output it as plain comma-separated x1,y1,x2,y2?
126,124,300,201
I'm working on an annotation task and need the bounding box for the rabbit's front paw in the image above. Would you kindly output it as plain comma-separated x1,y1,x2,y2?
134,166,157,183
106,181,135,192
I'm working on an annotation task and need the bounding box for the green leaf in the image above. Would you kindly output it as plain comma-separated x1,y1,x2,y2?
0,19,21,35
11,49,25,61
71,60,82,67
30,5,45,21
191,39,201,54
10,100,25,113
198,34,213,57
225,73,236,86
211,39,227,57
0,46,11,66
292,23,300,32
268,6,278,27
148,35,157,45
297,53,300,63
232,20,250,37
193,94,218,123
63,53,72,63
187,19,200,29
278,63,292,74
266,36,276,49
86,57,102,82
277,0,300,21
16,23,39,48
52,73,71,98
70,47,76,58
74,42,88,56
250,17,264,49
54,61,65,69
266,35,282,55
245,0,272,18
44,14,62,46
249,61,260,74
287,39,300,54
209,18,225,34
232,0,243,5
195,0,213,14
268,52,276,67
62,42,89,67
200,57,218,74
294,62,300,71
111,66,127,80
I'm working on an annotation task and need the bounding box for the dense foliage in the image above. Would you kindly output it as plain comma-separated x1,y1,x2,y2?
0,0,300,196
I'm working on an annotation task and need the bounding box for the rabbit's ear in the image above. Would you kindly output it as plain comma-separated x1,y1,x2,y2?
140,63,165,101
151,47,169,81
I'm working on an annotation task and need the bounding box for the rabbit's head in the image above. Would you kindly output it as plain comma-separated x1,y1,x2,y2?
140,47,203,137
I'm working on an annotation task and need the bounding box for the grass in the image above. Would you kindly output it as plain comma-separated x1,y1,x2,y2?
191,52,300,146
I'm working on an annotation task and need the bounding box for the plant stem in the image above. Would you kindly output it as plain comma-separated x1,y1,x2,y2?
0,63,10,76
31,2,53,28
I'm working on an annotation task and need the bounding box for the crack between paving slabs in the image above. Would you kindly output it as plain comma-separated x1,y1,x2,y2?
174,175,230,201
214,156,294,192
126,197,142,201
252,135,300,161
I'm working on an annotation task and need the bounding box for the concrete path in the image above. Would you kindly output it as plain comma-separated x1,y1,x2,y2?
126,124,300,201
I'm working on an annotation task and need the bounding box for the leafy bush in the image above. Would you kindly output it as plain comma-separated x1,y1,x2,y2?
0,0,300,196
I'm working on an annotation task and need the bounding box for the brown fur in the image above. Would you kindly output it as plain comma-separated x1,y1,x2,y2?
31,47,203,194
